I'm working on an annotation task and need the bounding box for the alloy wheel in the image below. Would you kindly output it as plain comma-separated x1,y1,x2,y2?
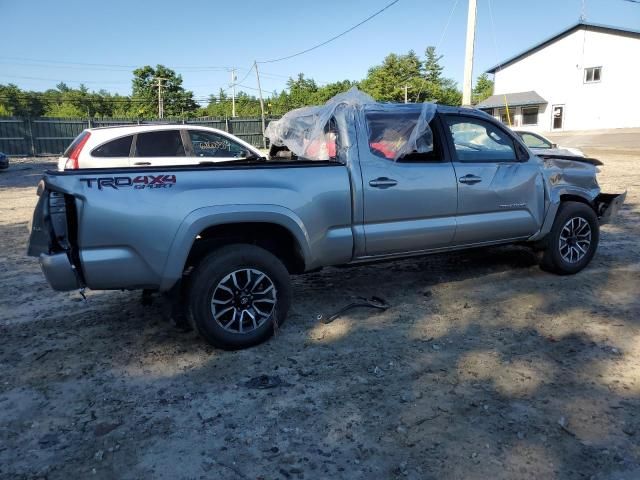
210,268,277,333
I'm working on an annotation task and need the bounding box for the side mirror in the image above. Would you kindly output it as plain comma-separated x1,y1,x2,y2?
551,143,558,149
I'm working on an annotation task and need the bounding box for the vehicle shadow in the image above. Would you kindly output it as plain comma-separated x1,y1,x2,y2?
1,199,637,478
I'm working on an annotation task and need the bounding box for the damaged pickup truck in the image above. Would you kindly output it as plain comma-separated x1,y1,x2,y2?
27,88,626,349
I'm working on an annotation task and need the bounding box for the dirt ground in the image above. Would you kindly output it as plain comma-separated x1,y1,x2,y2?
0,150,638,480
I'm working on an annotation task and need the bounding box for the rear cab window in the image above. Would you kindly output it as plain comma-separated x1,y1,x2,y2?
91,135,133,157
134,130,185,157
364,107,442,162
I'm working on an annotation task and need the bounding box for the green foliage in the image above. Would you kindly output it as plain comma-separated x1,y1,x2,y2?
131,65,198,117
360,47,461,105
472,73,494,104
0,46,462,119
424,46,444,84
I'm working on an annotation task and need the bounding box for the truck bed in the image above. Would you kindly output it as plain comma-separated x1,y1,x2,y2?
28,161,355,292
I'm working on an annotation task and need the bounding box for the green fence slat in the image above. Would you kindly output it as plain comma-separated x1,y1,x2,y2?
0,115,281,155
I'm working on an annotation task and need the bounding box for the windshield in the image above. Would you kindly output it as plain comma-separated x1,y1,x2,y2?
516,131,552,149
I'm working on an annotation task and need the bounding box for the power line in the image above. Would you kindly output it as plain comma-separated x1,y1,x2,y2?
0,74,131,85
0,56,238,71
257,0,401,63
413,0,461,102
234,64,254,87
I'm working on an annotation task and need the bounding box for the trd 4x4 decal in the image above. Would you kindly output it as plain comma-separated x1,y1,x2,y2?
80,175,176,190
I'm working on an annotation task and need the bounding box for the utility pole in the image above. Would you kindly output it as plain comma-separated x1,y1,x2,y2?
154,77,168,119
461,0,477,106
404,85,409,104
231,68,237,117
579,0,586,21
254,61,267,149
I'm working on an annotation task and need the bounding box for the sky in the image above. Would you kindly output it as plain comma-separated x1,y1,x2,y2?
0,0,638,105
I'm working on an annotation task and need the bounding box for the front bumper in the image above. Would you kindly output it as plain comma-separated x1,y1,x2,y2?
596,191,627,224
39,252,81,291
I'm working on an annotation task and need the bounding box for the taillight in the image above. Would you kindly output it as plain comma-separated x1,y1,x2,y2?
65,132,91,169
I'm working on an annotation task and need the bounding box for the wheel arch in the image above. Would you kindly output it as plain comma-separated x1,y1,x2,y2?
159,205,311,291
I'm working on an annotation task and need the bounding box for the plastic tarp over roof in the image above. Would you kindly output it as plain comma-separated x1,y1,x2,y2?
265,87,436,162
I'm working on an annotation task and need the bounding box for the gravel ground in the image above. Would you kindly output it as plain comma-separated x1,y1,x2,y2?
0,152,638,480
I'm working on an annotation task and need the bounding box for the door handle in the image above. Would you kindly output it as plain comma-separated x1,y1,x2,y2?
133,161,151,166
458,174,482,185
369,177,398,189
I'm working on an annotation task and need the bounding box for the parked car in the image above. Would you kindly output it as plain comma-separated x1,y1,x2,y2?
57,125,263,171
0,152,8,170
513,129,585,157
29,91,625,349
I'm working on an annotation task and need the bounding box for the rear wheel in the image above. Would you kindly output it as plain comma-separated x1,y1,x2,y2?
540,201,599,275
187,244,291,349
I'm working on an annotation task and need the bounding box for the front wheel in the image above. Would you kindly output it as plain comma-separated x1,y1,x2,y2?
187,244,292,349
540,201,599,275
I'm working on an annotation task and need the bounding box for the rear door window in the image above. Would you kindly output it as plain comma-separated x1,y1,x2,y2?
188,130,246,158
92,135,133,157
365,109,441,162
135,130,185,157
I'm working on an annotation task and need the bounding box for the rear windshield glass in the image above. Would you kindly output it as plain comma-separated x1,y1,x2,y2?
135,130,185,157
62,131,90,157
92,135,133,157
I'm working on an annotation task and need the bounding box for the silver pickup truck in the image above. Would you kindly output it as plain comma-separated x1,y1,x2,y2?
28,95,625,349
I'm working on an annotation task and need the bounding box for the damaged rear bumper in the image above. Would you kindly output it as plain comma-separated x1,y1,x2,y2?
39,252,81,291
596,191,626,224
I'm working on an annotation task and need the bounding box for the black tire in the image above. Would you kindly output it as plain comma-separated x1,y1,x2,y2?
187,244,292,349
540,201,599,275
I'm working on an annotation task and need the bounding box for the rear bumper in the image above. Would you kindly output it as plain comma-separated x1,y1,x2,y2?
39,252,80,291
596,191,626,224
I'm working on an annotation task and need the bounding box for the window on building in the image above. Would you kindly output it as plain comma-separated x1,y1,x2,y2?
499,108,515,126
521,106,539,126
584,67,602,83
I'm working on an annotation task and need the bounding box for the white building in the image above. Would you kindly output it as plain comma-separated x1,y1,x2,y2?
477,22,640,132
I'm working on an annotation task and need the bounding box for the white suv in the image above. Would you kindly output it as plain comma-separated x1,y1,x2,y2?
58,125,263,170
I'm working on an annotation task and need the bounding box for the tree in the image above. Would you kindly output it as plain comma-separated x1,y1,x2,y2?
424,46,443,84
360,47,461,106
472,73,494,104
0,84,45,117
360,50,423,102
131,65,198,117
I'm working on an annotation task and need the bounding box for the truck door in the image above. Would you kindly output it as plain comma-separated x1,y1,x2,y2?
358,107,458,256
442,113,544,245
